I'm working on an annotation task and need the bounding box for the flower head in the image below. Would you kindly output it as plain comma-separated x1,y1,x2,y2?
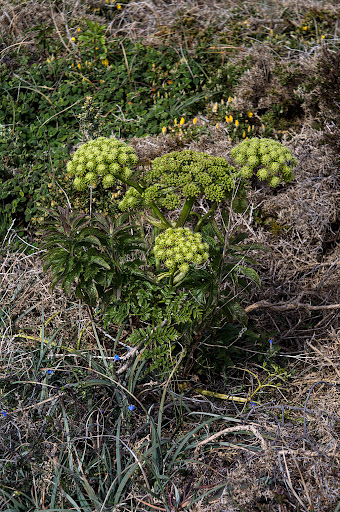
114,355,120,362
68,137,138,192
128,404,135,411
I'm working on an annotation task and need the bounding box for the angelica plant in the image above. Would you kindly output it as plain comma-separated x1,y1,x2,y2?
231,137,296,187
119,149,247,230
67,136,138,191
154,227,209,283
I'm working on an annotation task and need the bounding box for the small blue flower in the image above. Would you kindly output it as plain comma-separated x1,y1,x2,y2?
250,401,256,407
128,404,135,411
114,355,120,362
1,411,8,418
47,369,53,375
269,339,273,345
126,346,131,351
100,409,104,413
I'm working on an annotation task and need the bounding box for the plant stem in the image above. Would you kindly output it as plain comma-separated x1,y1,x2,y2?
121,178,171,228
150,202,171,228
175,197,195,228
194,201,218,232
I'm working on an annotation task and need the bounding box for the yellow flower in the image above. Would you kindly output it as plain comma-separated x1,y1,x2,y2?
321,35,325,39
212,102,218,112
242,130,246,137
180,117,185,125
174,118,178,126
302,25,308,31
193,117,198,124
162,126,166,135
228,96,233,103
71,37,76,42
248,125,251,132
71,63,74,68
77,63,82,69
77,27,81,32
235,119,239,127
248,111,253,117
270,29,274,36
215,123,219,129
102,58,109,66
225,115,230,123
117,3,121,8
221,99,224,105
229,115,233,123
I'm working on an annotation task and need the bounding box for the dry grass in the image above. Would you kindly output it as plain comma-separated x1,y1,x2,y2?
0,0,339,510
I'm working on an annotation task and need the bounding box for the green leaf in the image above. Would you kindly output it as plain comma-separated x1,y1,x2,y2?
238,266,261,288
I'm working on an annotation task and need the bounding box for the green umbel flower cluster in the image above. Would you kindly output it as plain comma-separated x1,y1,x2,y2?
146,150,237,207
119,187,143,211
154,227,209,274
66,137,138,191
230,138,296,187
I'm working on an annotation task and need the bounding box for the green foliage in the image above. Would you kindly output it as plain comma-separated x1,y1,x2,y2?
105,281,204,374
78,19,108,64
231,138,297,186
39,207,145,307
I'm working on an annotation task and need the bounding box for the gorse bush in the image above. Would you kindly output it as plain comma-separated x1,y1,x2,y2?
40,136,296,374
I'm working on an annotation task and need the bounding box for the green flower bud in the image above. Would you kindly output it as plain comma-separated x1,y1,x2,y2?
257,168,269,180
76,164,86,176
248,155,260,167
86,160,96,170
240,166,253,179
270,161,280,173
269,176,281,187
97,163,107,175
74,176,87,191
67,161,75,176
84,172,97,185
102,174,116,188
109,163,121,175
117,152,128,165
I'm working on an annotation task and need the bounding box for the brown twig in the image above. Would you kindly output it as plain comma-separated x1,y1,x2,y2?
245,300,340,314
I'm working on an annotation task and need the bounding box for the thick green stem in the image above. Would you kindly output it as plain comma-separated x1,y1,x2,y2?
150,202,171,228
122,178,145,195
194,202,218,233
175,197,195,228
120,178,171,228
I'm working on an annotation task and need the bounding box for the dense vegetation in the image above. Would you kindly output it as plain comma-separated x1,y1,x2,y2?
0,1,339,511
